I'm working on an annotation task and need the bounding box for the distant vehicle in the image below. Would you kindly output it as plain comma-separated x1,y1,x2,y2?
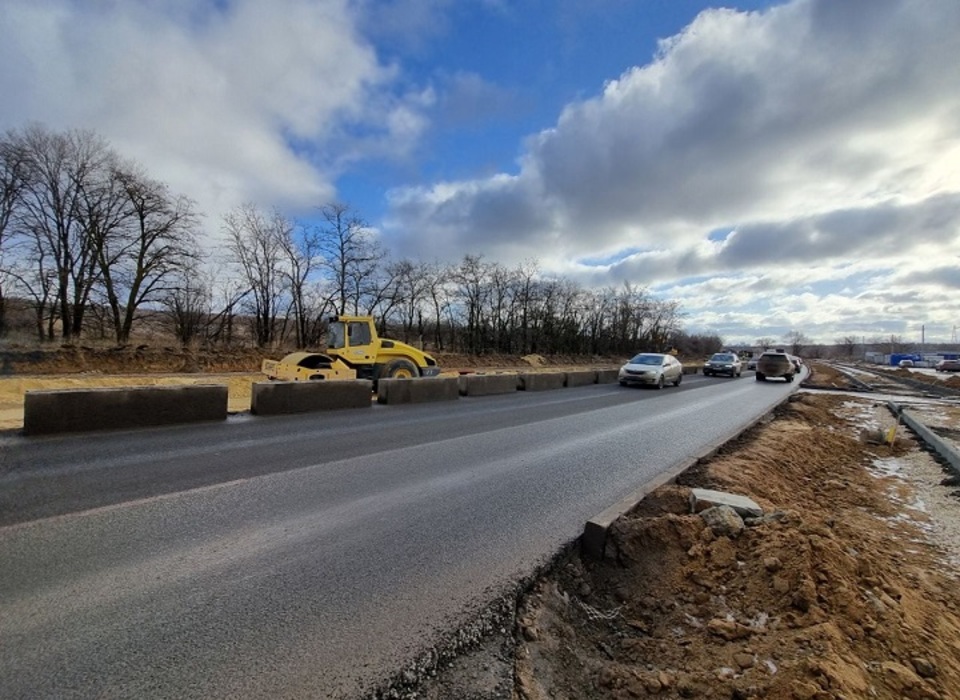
703,352,742,378
619,353,684,389
755,351,795,383
898,359,915,368
790,356,803,372
936,359,960,372
746,356,758,371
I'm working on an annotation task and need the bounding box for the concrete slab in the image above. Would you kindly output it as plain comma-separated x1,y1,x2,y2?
689,488,764,518
517,372,566,391
596,368,620,384
564,370,597,387
889,402,960,477
378,376,460,404
251,380,373,415
23,385,228,436
458,373,519,396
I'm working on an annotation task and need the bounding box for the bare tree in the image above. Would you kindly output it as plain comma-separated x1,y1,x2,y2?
783,330,809,356
836,335,858,358
0,133,28,335
160,261,214,347
11,124,119,339
95,165,201,344
222,203,293,347
421,262,451,351
451,254,493,354
317,203,385,316
280,222,326,347
512,260,540,354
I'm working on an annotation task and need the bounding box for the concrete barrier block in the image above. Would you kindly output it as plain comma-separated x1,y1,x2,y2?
564,370,597,387
23,385,228,436
596,368,620,384
458,373,519,396
378,377,460,404
518,372,566,391
251,380,372,415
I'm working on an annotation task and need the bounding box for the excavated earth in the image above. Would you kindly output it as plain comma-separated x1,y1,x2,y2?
4,350,960,699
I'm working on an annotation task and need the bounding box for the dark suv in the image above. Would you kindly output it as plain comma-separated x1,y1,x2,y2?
755,351,795,382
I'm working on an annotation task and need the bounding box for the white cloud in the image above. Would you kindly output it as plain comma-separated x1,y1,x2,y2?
382,0,960,342
3,0,958,345
0,0,426,233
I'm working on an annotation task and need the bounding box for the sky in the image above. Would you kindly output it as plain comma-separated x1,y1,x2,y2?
1,0,958,346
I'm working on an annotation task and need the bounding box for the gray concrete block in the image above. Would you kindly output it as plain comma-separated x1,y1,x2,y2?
23,385,228,436
889,403,960,477
690,488,763,518
458,373,519,396
377,376,460,404
518,372,566,391
251,380,373,415
596,368,620,384
564,370,597,387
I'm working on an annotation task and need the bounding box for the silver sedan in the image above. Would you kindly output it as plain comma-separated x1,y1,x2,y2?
618,352,684,389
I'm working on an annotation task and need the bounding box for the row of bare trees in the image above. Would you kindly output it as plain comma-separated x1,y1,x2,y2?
0,124,200,343
1,124,713,357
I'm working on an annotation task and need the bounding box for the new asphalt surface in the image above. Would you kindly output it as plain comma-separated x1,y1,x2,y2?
0,372,798,698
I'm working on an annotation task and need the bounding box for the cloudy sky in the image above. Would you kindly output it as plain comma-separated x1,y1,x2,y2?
2,0,958,346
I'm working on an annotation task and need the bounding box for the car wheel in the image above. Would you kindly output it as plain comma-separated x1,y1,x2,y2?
756,372,765,382
673,373,682,387
619,380,628,387
786,374,794,383
656,375,665,390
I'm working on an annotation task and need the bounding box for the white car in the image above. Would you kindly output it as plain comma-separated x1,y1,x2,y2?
619,353,684,389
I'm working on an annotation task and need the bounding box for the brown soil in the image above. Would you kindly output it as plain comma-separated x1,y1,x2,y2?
508,366,960,700
885,367,960,391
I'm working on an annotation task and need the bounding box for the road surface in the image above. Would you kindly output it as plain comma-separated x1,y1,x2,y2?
0,372,798,698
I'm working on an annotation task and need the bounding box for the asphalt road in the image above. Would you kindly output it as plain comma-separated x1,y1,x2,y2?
0,371,798,699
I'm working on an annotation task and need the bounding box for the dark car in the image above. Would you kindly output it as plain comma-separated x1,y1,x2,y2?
755,351,795,382
703,352,742,377
936,359,960,372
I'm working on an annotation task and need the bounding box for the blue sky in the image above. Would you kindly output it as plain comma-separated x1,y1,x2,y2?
2,0,958,346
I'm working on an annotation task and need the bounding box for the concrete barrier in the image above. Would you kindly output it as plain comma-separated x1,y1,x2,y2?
378,377,460,404
458,373,519,397
251,380,373,415
564,370,597,387
888,402,960,476
23,385,228,436
518,372,566,391
596,368,620,384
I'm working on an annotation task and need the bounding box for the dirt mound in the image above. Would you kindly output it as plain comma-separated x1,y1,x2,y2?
0,346,621,377
0,345,268,375
514,393,960,699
